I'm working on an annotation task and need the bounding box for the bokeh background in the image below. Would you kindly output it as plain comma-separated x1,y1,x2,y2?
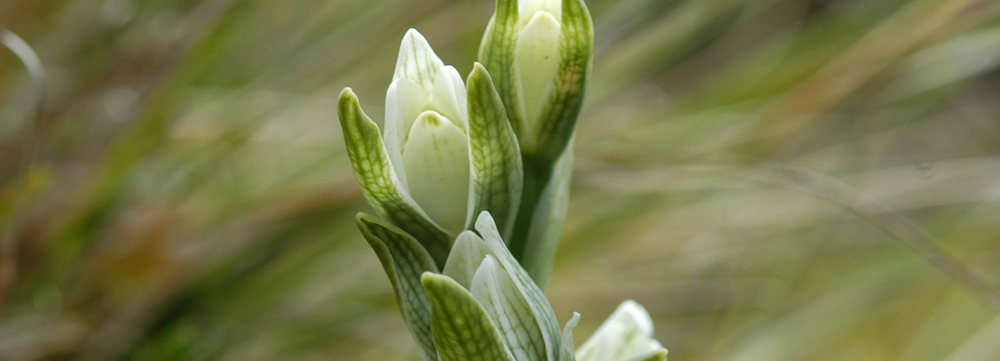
3,0,1000,360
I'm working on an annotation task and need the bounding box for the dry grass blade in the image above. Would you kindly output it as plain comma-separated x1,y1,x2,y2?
740,161,1000,312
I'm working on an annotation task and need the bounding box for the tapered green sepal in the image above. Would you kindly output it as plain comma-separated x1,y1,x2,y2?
421,272,515,361
478,0,521,135
339,88,453,267
356,213,440,361
465,63,523,239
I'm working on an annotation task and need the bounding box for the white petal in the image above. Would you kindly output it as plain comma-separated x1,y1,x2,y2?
442,231,494,289
401,110,470,234
515,10,562,148
576,300,664,361
386,78,430,147
393,28,445,92
384,79,430,188
430,65,468,131
518,0,561,27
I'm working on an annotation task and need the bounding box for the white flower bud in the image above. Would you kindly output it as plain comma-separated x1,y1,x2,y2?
479,0,593,161
384,29,471,234
577,300,668,361
339,29,523,264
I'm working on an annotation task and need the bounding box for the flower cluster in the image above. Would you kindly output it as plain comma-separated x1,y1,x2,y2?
337,0,666,360
356,212,665,361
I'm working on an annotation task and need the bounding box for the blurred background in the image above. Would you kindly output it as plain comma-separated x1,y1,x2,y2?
2,0,1000,360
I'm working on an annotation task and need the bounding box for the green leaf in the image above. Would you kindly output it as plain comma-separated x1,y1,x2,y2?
442,231,495,290
562,312,581,361
532,0,593,163
356,213,440,361
475,211,562,361
338,88,453,267
520,140,574,289
465,63,523,239
421,272,515,361
470,255,547,361
478,0,523,137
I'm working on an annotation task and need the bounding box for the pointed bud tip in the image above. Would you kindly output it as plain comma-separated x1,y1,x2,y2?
652,349,669,361
420,271,453,290
457,229,480,240
466,62,492,86
355,212,379,229
565,312,581,328
403,28,422,39
472,62,487,74
400,28,432,51
412,109,450,127
474,210,495,231
338,87,360,109
337,87,367,128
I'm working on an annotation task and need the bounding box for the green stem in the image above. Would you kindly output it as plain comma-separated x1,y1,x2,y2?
507,153,553,275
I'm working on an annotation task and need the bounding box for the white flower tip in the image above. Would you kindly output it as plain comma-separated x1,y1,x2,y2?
394,28,445,90
474,211,497,233
457,229,481,241
614,300,655,334
403,27,422,39
516,9,562,132
519,0,562,24
577,300,664,361
479,253,499,271
412,110,442,126
400,28,432,54
565,312,581,330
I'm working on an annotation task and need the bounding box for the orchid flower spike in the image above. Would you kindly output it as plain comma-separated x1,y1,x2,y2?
356,211,667,361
